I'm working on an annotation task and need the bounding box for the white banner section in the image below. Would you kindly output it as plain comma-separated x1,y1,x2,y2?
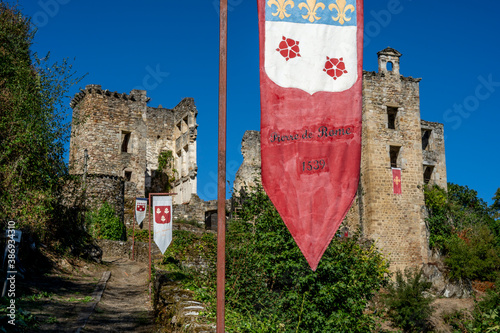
135,198,147,226
152,195,173,254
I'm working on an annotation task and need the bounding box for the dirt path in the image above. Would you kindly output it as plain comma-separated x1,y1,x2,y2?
80,257,156,332
19,255,158,332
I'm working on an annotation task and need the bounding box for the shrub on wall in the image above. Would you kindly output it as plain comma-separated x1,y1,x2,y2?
87,202,126,241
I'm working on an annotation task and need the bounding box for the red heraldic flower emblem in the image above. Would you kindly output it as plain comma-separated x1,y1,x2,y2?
276,36,301,61
155,206,171,224
323,57,348,80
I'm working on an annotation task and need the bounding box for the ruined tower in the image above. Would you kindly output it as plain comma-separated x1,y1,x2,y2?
360,47,445,270
69,85,198,207
234,48,447,271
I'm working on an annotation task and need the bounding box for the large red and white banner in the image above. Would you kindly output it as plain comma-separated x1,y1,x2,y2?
258,0,363,270
152,195,173,254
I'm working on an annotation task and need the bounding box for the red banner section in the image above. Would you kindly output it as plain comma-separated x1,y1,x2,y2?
392,168,402,195
258,0,363,270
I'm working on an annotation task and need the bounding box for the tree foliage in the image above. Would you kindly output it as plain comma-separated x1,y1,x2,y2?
196,185,390,332
424,183,500,281
86,202,126,241
0,1,82,243
492,187,500,220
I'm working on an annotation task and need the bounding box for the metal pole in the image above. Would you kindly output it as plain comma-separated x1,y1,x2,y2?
132,208,136,261
148,193,152,289
217,0,227,331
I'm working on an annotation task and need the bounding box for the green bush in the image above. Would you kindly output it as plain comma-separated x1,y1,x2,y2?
208,185,390,332
158,185,390,332
127,228,150,243
462,276,500,332
444,225,500,282
424,184,500,282
383,268,434,332
87,202,126,241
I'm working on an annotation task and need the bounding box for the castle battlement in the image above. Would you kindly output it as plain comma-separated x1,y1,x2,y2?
70,84,152,109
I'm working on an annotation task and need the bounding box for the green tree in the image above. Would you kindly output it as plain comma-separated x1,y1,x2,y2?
218,185,390,332
424,183,500,281
424,184,451,249
492,187,500,220
0,1,81,241
447,183,493,230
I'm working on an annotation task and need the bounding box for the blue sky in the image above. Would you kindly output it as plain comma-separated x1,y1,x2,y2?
19,0,500,204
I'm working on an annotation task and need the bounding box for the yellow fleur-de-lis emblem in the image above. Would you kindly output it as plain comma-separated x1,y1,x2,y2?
161,215,166,222
267,0,295,20
298,0,325,23
329,0,355,25
164,207,169,214
156,208,161,214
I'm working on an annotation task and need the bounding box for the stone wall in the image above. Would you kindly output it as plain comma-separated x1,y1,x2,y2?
172,194,217,223
233,130,262,194
421,120,447,189
361,47,429,271
62,174,125,223
170,98,198,205
69,86,149,198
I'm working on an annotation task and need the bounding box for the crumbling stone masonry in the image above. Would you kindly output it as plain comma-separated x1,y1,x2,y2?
62,174,125,222
234,48,447,271
233,130,262,194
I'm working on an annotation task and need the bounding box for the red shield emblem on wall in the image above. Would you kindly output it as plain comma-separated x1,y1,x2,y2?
154,206,171,224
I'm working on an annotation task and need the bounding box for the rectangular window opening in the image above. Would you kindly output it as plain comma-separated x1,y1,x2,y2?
390,146,401,168
121,131,131,153
387,107,398,130
423,166,434,184
422,129,432,151
124,171,132,181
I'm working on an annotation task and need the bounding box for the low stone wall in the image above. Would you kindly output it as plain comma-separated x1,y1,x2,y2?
96,239,162,264
173,194,217,223
62,174,125,223
153,271,215,332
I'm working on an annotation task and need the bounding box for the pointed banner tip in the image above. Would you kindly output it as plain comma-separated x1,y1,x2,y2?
308,261,319,272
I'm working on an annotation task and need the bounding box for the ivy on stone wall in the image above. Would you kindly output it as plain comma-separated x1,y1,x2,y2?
86,202,126,241
153,150,177,193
